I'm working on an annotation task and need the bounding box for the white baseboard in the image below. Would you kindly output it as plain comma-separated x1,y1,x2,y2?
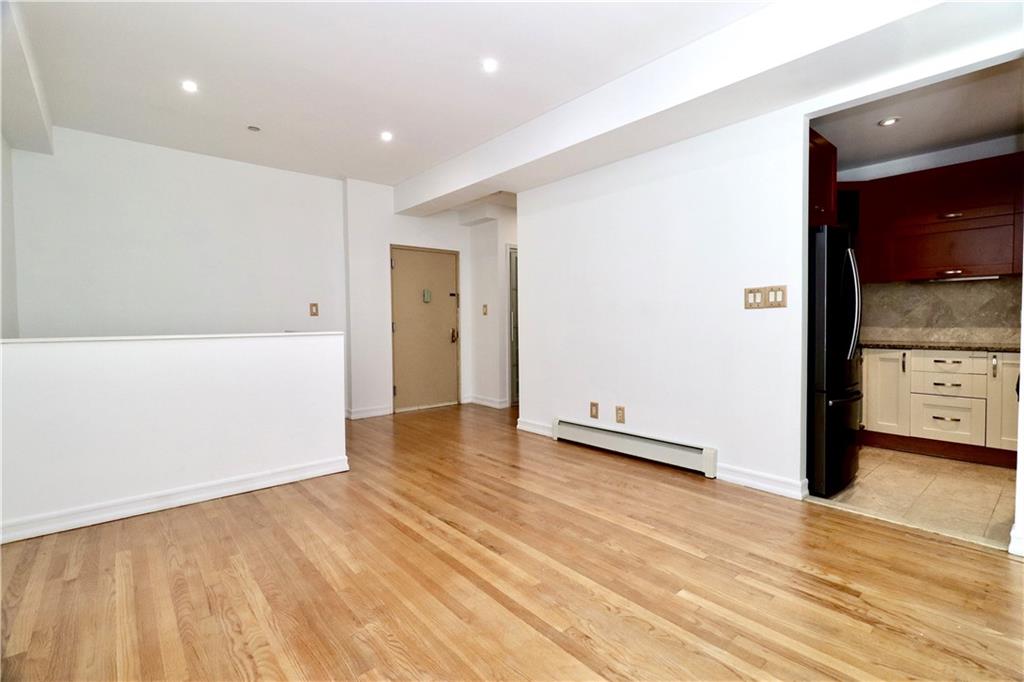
1010,522,1024,557
347,405,393,419
517,418,554,438
717,463,808,500
1,456,350,543
466,395,511,409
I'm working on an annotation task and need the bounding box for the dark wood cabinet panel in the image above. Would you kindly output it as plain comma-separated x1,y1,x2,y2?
855,152,1024,282
885,154,1020,229
889,222,1015,281
808,129,837,227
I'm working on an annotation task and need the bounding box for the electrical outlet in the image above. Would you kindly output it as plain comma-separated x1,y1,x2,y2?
482,304,488,316
589,401,599,419
615,405,625,424
309,302,319,317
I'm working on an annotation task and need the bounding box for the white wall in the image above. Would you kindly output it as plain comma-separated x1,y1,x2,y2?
344,178,478,418
465,206,517,407
1,136,18,337
11,127,346,338
1,332,347,542
517,108,809,497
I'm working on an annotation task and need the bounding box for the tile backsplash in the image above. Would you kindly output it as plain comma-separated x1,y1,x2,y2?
860,276,1021,347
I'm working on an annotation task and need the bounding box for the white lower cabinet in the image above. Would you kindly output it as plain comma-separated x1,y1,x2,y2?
909,394,986,445
862,347,1019,451
863,349,911,435
986,352,1020,450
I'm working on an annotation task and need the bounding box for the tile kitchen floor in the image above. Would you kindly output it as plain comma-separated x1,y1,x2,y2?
823,447,1016,549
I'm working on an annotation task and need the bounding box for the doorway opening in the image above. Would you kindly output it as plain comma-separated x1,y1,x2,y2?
806,59,1022,549
509,246,519,406
390,245,461,413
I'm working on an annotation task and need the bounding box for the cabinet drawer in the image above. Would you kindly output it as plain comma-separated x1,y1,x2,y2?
909,394,986,445
910,371,987,398
910,349,987,374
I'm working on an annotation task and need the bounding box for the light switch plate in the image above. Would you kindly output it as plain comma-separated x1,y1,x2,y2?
482,304,488,316
309,302,319,317
744,285,787,309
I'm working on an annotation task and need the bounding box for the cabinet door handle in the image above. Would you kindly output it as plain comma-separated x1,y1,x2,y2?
940,212,964,219
940,269,964,276
992,355,998,378
931,415,962,422
901,351,906,373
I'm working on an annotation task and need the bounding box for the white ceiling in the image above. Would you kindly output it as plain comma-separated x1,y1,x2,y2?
15,1,763,184
812,59,1024,170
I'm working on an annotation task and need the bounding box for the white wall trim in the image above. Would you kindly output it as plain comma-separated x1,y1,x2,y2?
347,405,393,420
517,418,554,438
837,134,1023,182
2,456,350,543
467,395,511,409
1009,523,1024,557
717,464,809,500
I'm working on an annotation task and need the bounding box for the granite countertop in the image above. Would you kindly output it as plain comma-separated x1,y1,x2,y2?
860,340,1020,353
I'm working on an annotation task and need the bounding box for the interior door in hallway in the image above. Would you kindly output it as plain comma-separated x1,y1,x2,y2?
390,246,460,412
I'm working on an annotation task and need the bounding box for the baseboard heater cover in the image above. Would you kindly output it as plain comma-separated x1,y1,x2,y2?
552,419,717,478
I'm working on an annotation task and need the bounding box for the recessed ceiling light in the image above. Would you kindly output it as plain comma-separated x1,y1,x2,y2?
247,125,261,132
877,116,901,127
481,57,499,74
380,130,394,142
181,79,198,94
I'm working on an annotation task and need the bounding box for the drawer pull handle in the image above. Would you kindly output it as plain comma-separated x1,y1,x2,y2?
931,359,962,364
931,415,962,423
941,212,964,219
932,382,962,387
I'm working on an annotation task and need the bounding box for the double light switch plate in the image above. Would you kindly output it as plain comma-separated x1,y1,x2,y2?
744,285,787,309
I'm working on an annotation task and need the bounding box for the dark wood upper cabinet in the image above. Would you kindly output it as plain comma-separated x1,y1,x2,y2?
808,129,838,227
855,152,1023,282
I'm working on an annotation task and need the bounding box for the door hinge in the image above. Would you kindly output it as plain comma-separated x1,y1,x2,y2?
393,385,397,396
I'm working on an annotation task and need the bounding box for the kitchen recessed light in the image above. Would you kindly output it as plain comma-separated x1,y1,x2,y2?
181,79,198,94
481,57,499,74
380,130,394,142
247,125,261,132
877,116,901,127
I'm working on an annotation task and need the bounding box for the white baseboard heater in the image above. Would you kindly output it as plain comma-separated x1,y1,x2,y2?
552,419,717,478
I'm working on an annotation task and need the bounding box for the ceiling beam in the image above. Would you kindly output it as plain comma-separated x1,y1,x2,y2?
394,1,1023,216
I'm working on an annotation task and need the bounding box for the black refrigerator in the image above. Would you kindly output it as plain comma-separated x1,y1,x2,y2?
808,224,862,497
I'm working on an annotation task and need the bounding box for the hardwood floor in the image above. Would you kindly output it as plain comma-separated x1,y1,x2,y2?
2,404,1022,680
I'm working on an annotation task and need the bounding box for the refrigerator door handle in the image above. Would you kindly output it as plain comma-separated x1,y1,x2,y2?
846,248,862,361
827,390,863,407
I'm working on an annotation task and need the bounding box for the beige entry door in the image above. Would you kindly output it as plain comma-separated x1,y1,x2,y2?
390,246,460,412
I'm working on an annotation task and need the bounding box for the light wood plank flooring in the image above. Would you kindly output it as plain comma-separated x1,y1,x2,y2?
2,405,1022,680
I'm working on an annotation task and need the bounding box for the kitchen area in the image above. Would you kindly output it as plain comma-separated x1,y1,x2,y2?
807,60,1022,549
